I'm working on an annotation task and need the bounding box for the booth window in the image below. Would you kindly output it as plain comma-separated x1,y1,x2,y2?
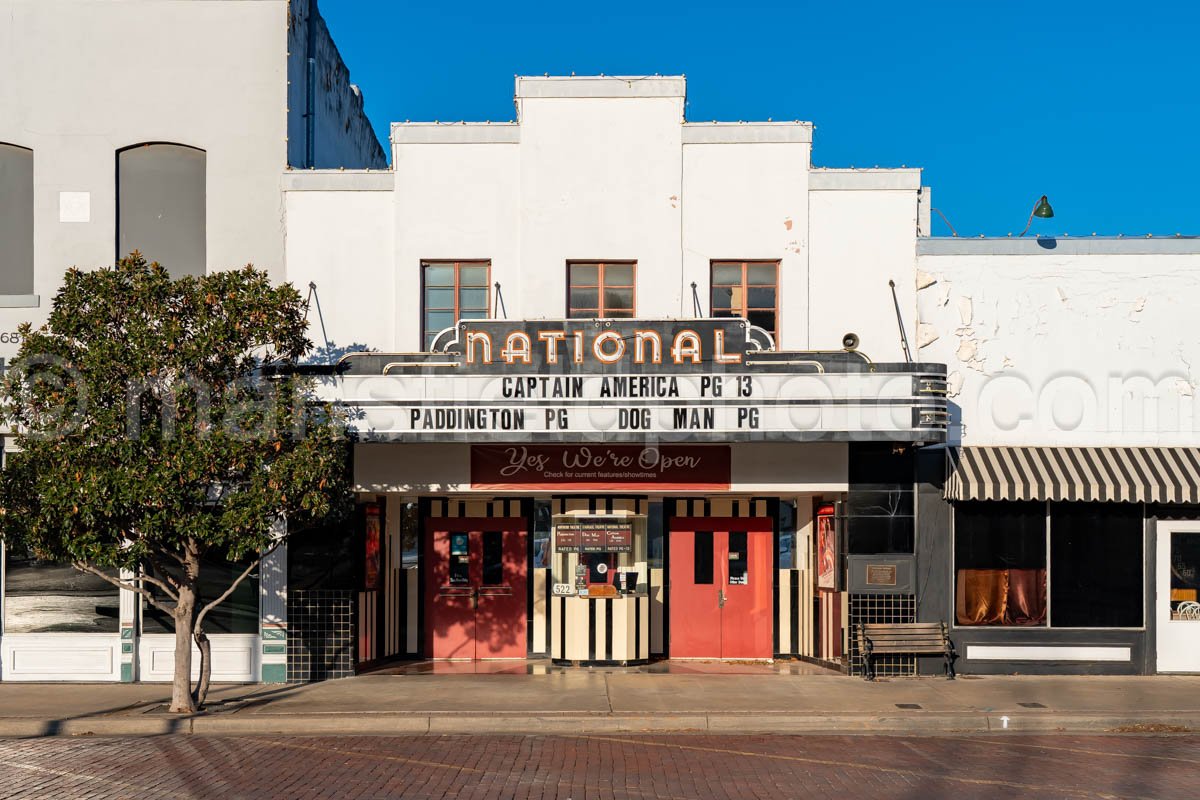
117,143,206,277
0,143,34,295
711,261,779,339
1049,503,1142,628
955,501,1046,626
422,261,490,349
567,262,635,318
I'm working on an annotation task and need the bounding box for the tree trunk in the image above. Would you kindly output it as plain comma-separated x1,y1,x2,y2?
193,630,212,709
169,583,197,713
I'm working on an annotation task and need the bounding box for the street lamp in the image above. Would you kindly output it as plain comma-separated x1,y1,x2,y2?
1018,195,1055,237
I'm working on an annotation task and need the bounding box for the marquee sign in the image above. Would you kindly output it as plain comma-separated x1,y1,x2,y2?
471,444,731,490
317,318,948,444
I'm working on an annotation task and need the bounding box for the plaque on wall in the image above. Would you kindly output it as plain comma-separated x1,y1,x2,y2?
866,564,898,586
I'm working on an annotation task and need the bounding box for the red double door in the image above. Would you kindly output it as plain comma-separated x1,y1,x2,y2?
669,517,773,659
425,518,527,659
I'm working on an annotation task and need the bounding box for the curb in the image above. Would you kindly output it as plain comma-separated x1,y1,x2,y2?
0,712,1196,738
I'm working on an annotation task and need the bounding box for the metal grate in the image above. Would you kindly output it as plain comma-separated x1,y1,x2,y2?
848,593,917,677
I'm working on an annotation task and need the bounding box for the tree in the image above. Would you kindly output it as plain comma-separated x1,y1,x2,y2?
0,255,351,713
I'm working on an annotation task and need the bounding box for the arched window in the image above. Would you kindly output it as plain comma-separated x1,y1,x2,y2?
117,143,206,277
0,143,34,295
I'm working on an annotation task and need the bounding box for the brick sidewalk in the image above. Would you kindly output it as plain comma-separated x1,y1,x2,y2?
1,734,1197,799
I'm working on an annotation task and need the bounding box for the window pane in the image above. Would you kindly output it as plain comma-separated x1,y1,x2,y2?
0,144,34,295
143,553,259,634
425,310,454,332
570,263,600,285
424,287,454,309
118,143,206,278
459,308,488,320
288,520,357,590
569,309,598,319
747,309,775,332
459,265,489,286
570,288,599,310
449,532,470,585
482,531,504,586
748,287,776,309
605,264,635,285
458,288,488,309
604,288,633,311
533,502,552,569
747,264,777,284
693,531,714,585
1170,532,1200,619
3,546,119,633
728,531,748,585
712,264,742,285
954,501,1046,627
1049,503,1142,628
605,309,635,318
711,286,735,310
712,309,737,318
424,264,455,286
778,501,797,570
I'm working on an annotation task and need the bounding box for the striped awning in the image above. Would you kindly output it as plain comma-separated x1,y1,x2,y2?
945,447,1200,504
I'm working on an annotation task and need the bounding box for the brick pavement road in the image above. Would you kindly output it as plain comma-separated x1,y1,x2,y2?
0,734,1197,799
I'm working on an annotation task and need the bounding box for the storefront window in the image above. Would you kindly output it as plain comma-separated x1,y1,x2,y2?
288,522,357,591
778,500,797,569
533,501,552,569
3,546,120,633
142,553,260,635
955,501,1046,626
1049,503,1142,628
399,501,420,567
647,502,664,569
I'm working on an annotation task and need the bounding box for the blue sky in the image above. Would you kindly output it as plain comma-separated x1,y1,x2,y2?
321,1,1198,237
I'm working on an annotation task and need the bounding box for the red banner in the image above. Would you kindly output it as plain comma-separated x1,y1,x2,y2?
471,444,731,490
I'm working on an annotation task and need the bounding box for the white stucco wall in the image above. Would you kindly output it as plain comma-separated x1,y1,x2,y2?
683,127,812,350
0,0,289,359
809,171,921,361
282,172,395,353
917,239,1200,446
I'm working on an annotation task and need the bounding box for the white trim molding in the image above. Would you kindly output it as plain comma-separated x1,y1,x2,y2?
967,644,1131,662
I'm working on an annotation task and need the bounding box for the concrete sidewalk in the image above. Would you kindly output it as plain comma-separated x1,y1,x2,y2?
1,667,1198,737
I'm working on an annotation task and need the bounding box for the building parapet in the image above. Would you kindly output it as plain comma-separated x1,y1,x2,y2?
515,75,686,99
391,123,521,145
810,168,921,191
281,170,394,192
681,122,813,145
918,236,1200,256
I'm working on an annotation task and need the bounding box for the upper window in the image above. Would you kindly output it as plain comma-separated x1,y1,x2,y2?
117,143,206,277
711,261,778,340
422,261,490,350
0,143,34,295
567,261,635,318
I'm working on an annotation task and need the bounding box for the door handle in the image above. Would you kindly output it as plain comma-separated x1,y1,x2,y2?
718,588,726,608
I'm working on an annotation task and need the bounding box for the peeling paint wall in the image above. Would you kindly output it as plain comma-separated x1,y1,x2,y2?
287,0,386,169
916,250,1200,445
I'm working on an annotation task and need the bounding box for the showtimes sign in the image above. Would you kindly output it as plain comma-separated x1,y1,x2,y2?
319,318,948,443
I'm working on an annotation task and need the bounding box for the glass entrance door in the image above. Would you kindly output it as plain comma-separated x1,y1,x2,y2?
669,517,773,659
426,518,527,660
1157,523,1200,672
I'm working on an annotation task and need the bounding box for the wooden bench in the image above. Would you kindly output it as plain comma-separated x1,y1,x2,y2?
857,622,957,681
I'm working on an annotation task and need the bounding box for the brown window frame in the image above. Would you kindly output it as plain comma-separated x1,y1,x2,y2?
566,261,637,319
710,260,780,340
421,260,491,350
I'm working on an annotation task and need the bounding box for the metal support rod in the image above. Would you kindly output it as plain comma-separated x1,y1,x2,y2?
304,281,333,363
889,279,914,362
931,208,958,237
493,282,508,319
691,281,704,317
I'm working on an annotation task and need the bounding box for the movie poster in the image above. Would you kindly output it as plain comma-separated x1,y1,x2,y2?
364,503,381,590
816,504,838,591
